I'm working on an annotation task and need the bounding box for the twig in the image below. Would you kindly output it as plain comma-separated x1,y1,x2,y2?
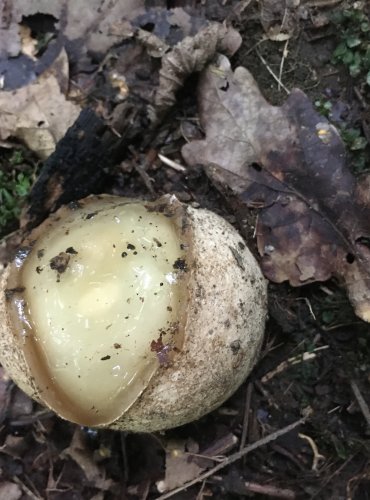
10,409,54,426
304,0,343,6
299,433,325,471
278,40,289,93
195,480,207,500
240,383,253,450
322,321,363,331
310,454,356,499
261,346,329,383
158,153,187,172
230,0,253,20
294,297,316,321
12,476,42,500
244,481,296,499
256,49,290,95
350,380,370,428
157,417,307,500
272,443,305,470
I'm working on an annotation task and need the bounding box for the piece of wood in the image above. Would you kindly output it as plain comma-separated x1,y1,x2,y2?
23,108,124,229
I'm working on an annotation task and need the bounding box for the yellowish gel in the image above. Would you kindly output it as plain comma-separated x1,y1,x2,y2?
21,200,185,424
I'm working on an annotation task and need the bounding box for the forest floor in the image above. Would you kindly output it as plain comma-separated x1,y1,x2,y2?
0,1,370,499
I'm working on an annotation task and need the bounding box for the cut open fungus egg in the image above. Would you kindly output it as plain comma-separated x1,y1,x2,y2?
0,195,267,432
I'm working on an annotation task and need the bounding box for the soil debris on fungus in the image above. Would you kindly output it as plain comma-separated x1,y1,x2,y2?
49,252,71,274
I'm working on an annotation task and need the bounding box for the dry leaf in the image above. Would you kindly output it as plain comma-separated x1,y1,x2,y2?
0,482,22,500
156,439,205,493
151,23,242,122
0,23,21,58
259,0,298,40
0,434,28,459
62,428,114,491
157,433,237,493
133,6,208,47
0,48,80,158
182,55,370,322
19,25,37,59
3,0,145,59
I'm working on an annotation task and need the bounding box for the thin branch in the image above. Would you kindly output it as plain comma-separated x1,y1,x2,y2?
157,417,307,500
256,49,290,95
278,40,289,92
350,380,370,428
240,382,253,450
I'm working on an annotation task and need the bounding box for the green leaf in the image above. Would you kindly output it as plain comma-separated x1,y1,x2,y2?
333,42,348,58
331,10,345,24
346,35,362,48
364,47,370,67
349,62,361,77
15,174,31,196
343,50,354,65
350,136,368,150
367,70,370,86
9,150,24,166
322,310,335,324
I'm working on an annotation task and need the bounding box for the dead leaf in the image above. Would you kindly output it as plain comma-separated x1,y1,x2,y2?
157,433,238,493
4,0,145,60
0,434,28,459
0,48,80,158
156,439,205,493
259,0,299,41
133,7,208,47
61,427,114,491
0,22,21,58
151,22,242,122
9,388,33,420
19,25,37,59
89,494,105,500
0,482,22,500
182,55,370,322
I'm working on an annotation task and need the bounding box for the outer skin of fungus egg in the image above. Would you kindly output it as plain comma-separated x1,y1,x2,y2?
0,195,267,432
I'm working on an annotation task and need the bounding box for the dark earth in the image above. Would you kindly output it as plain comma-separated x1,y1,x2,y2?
0,1,370,499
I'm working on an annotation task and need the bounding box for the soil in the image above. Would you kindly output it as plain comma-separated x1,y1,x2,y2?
0,1,370,499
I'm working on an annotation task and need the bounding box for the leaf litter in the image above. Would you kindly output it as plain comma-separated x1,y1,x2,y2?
0,48,80,158
182,54,370,323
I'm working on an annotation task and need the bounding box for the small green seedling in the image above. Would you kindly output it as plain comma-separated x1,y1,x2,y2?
331,8,370,85
0,151,36,236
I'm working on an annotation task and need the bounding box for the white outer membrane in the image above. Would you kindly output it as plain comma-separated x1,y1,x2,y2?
21,201,184,423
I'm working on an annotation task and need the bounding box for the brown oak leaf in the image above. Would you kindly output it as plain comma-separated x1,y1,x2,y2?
182,55,370,322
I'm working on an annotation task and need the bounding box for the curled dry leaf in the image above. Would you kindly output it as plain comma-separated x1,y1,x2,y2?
0,49,80,158
182,55,370,322
151,23,242,122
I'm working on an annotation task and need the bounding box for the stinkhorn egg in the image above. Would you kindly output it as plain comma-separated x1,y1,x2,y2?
0,195,267,432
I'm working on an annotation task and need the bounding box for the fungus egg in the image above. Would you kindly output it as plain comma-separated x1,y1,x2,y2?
0,195,267,432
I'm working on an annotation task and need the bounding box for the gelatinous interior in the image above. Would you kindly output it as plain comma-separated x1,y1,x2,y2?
18,198,187,425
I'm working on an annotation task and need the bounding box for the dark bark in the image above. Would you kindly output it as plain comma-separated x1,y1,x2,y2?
24,108,127,229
